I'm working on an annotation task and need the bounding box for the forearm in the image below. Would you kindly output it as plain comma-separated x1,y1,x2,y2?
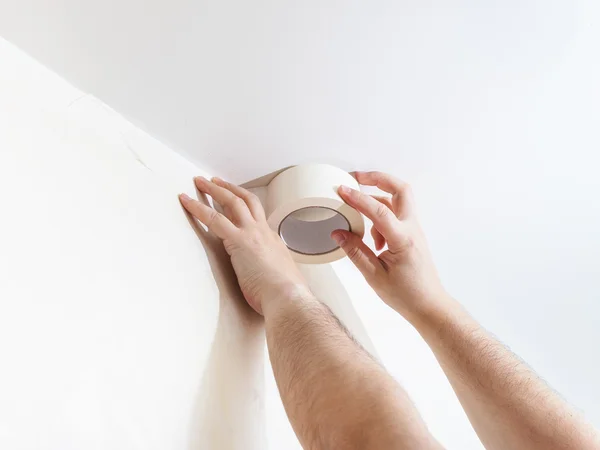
410,295,599,450
263,287,439,450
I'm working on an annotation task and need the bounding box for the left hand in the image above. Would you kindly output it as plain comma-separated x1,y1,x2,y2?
179,176,308,315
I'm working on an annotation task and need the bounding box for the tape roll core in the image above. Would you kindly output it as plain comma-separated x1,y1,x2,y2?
279,206,350,256
264,164,365,264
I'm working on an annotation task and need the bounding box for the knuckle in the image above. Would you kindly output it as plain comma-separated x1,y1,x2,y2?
354,191,370,207
348,188,361,201
375,203,390,219
403,235,416,251
370,171,382,181
390,234,415,256
223,240,237,254
207,210,221,227
231,197,245,209
346,246,362,262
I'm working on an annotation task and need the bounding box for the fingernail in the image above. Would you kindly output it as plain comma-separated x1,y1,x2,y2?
194,176,207,184
339,185,350,194
211,176,221,183
179,193,191,201
331,231,346,245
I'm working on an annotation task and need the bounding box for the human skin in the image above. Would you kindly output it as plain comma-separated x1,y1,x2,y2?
179,171,599,450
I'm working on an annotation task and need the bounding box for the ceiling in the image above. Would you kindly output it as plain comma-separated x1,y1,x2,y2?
2,0,600,429
0,1,597,182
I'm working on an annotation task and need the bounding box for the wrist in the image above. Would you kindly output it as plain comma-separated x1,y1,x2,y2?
261,282,316,318
398,291,460,333
408,293,476,345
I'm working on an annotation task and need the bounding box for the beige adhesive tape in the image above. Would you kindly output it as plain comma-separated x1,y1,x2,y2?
242,164,365,264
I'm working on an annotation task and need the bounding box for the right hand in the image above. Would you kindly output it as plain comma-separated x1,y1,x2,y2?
331,171,448,322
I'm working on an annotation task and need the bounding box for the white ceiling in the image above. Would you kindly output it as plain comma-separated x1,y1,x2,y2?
2,0,600,433
0,1,596,181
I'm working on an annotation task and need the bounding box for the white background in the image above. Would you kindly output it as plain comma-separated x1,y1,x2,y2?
1,1,600,448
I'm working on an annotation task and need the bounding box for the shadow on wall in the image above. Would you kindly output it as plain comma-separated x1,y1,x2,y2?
181,193,266,450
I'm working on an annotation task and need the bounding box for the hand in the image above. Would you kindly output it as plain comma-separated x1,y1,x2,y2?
331,171,448,322
179,176,307,315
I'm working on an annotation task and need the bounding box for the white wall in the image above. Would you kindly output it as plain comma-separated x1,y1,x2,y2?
0,39,269,450
0,37,382,450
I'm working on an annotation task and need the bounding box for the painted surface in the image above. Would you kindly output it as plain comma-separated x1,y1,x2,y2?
1,1,600,447
0,38,381,450
0,40,268,449
0,1,598,182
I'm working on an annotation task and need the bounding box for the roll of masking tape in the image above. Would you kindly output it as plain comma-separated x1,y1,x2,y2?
242,164,365,264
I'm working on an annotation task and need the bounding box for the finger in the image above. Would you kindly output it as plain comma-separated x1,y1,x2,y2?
194,176,253,225
338,185,400,241
371,226,386,251
371,227,385,251
179,194,238,239
372,195,393,210
354,171,406,194
354,171,413,218
211,177,266,220
370,196,391,250
331,230,384,280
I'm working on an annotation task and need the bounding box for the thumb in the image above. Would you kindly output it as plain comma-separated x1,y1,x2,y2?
331,230,383,280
